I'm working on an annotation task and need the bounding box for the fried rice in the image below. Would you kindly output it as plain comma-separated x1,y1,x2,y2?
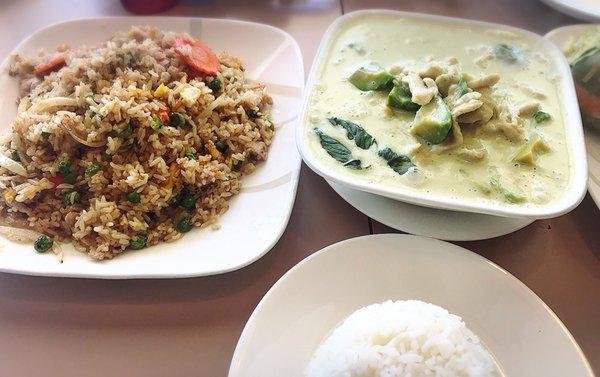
0,27,274,260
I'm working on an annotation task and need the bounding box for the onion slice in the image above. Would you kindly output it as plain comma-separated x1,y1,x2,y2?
28,97,79,113
60,122,106,148
0,154,27,176
0,226,39,243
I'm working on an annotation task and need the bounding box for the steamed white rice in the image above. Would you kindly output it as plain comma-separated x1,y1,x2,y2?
306,300,498,377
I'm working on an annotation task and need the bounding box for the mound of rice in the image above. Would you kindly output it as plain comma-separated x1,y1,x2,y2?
0,27,274,259
306,300,498,377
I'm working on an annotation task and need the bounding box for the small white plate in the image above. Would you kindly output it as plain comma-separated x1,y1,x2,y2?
297,10,588,219
0,17,304,278
546,25,600,208
329,182,535,241
229,235,593,377
540,0,600,22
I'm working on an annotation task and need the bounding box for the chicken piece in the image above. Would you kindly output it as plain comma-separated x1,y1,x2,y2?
457,102,494,125
517,102,540,116
402,73,438,105
455,146,487,162
249,141,267,161
451,92,483,118
467,74,500,90
418,63,446,79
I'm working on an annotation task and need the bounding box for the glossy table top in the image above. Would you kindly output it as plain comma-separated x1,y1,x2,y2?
0,0,598,376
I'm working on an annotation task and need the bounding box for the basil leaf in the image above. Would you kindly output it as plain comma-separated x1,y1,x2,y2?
343,159,364,170
314,128,366,170
493,44,524,64
327,117,375,149
378,147,414,175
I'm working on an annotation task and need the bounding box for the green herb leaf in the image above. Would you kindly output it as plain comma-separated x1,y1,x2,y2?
493,44,524,64
314,128,365,169
327,117,375,149
378,147,414,175
533,110,551,123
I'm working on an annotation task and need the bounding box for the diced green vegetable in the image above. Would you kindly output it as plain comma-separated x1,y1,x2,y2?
64,191,80,205
127,191,141,203
150,114,163,130
41,130,51,139
185,150,196,160
169,112,186,127
180,194,197,210
456,77,469,97
85,163,100,176
512,136,550,164
62,172,76,184
113,122,133,138
489,177,526,203
314,128,364,169
10,151,20,162
176,217,193,233
214,140,228,153
387,84,420,112
208,77,222,91
493,44,524,64
129,235,147,250
327,117,375,149
533,110,551,123
34,235,53,253
348,65,394,91
378,147,415,175
410,95,452,144
57,160,70,174
123,51,134,66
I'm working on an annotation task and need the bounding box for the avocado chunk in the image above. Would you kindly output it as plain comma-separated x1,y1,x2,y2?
410,95,452,144
348,65,394,91
489,177,526,203
387,84,420,112
512,136,550,164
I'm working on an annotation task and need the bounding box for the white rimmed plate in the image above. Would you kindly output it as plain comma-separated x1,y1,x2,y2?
229,234,593,376
329,182,535,241
540,0,600,22
297,10,588,219
0,17,303,278
546,24,600,208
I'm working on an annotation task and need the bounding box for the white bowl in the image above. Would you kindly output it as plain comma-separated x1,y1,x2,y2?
0,17,303,279
297,10,588,219
229,234,593,377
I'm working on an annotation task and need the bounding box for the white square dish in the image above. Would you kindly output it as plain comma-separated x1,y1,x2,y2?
0,17,303,278
297,10,588,219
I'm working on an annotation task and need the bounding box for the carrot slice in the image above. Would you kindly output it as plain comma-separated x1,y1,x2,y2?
156,108,170,124
34,55,66,76
174,36,221,76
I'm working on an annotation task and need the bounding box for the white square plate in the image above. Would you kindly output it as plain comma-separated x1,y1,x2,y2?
0,17,303,278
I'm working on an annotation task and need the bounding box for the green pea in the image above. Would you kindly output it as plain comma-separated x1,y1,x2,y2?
64,191,80,205
10,151,20,162
214,140,228,153
57,160,70,174
127,191,141,203
85,163,100,176
176,217,193,233
34,235,53,253
129,234,147,250
169,112,186,128
246,108,259,118
208,77,221,92
62,172,76,184
180,194,197,210
185,151,196,160
150,114,163,130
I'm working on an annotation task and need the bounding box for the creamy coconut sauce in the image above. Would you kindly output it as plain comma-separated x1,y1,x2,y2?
306,16,571,205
